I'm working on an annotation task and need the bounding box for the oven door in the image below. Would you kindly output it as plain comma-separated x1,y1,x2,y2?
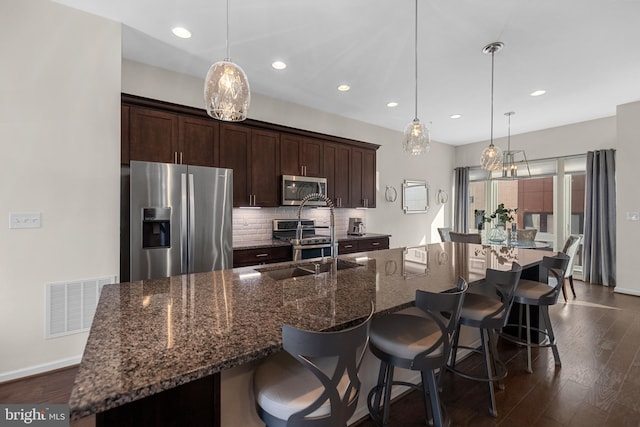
281,175,328,206
293,243,332,261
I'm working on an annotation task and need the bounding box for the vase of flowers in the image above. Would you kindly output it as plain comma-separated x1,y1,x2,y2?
481,203,517,243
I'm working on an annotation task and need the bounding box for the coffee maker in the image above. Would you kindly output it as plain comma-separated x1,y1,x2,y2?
348,217,365,235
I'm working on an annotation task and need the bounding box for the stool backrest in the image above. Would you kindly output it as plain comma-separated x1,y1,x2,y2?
449,232,482,244
281,303,374,427
411,277,468,371
540,253,571,304
484,263,523,328
561,235,582,279
437,227,452,242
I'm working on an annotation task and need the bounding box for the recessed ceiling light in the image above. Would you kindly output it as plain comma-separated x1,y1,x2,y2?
387,102,398,108
450,114,462,119
337,84,350,92
271,61,286,70
530,89,546,97
172,27,191,39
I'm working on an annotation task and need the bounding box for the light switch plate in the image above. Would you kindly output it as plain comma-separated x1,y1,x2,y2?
626,211,640,221
9,212,41,229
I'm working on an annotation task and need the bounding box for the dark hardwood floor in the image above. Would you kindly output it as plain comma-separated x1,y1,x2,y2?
1,280,638,427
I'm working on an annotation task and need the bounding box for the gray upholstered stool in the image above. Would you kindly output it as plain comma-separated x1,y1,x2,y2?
367,279,468,427
447,264,522,417
502,253,570,373
253,305,373,427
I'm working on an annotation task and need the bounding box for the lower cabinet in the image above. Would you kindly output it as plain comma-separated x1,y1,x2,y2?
338,237,389,255
233,246,292,268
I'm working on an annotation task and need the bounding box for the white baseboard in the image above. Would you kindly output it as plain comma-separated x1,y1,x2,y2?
0,355,81,383
614,287,640,297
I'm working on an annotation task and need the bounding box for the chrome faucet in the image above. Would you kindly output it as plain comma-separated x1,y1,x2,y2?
296,193,337,259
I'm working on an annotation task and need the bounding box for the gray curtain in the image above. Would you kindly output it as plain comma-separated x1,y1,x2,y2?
453,167,469,232
583,149,616,286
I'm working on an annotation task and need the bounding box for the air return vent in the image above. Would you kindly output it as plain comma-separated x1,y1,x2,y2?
46,276,116,338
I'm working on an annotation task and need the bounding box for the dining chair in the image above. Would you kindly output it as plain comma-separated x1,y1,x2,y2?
253,304,374,427
437,227,452,242
367,279,468,427
447,263,522,417
449,231,482,244
516,229,537,242
502,253,570,373
560,235,582,301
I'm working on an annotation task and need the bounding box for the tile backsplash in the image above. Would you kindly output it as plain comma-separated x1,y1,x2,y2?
232,207,367,244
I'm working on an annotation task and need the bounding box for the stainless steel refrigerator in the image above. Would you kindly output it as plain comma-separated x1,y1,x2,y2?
129,160,233,281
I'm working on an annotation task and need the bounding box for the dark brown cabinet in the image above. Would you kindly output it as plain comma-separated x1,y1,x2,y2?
233,246,292,268
219,124,280,207
338,236,389,254
280,134,323,177
350,147,376,208
178,116,219,167
129,106,179,164
124,104,219,167
323,143,351,208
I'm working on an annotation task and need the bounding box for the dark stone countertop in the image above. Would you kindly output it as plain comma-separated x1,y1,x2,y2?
68,243,549,420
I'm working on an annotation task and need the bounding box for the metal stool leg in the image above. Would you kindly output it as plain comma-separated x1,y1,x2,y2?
424,370,443,427
541,306,561,365
481,328,498,417
525,304,533,373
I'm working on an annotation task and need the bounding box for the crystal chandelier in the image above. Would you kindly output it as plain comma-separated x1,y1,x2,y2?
480,42,503,171
499,111,531,179
204,0,250,121
403,0,430,155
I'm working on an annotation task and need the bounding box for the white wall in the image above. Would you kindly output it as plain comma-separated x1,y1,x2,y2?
0,0,121,379
615,100,640,296
123,60,456,248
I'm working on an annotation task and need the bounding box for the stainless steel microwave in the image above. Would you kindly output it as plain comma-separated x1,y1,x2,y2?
281,175,328,206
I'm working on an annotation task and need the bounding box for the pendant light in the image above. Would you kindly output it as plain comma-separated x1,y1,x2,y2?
204,0,250,121
403,0,430,155
479,42,503,172
500,111,531,179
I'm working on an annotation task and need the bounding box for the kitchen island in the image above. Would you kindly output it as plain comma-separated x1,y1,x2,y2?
69,243,551,426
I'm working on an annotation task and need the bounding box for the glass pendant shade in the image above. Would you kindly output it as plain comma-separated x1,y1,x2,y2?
403,118,431,155
204,60,250,121
480,143,503,171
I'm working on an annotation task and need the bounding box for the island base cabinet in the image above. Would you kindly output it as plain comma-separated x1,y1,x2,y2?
96,373,220,427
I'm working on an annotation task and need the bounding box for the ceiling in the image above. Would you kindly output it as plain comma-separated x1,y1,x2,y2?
52,0,640,145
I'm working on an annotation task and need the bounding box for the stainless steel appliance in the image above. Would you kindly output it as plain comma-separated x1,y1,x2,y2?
348,217,365,235
273,219,332,261
281,175,327,206
130,160,232,281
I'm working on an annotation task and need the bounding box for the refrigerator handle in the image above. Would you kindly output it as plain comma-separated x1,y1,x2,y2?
181,173,188,274
188,173,195,273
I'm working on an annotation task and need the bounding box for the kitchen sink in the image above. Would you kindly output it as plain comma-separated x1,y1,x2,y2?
258,259,363,281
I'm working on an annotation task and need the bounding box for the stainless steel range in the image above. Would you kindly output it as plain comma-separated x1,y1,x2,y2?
273,219,332,261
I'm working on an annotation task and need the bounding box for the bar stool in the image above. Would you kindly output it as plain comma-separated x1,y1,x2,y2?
253,304,373,427
447,264,522,417
367,278,468,427
503,253,570,373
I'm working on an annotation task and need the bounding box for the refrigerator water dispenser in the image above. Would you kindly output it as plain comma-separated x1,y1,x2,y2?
142,207,171,248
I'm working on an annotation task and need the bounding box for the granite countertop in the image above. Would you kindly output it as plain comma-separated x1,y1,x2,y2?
69,243,549,420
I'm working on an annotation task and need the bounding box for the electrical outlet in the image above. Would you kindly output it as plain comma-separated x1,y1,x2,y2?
9,212,41,229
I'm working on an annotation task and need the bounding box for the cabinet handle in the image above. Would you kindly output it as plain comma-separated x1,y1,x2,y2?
174,152,178,164
344,244,353,249
180,152,183,164
372,242,380,246
256,253,268,258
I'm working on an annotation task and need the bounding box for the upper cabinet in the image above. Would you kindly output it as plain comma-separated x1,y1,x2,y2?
219,124,280,207
280,134,323,177
350,147,376,208
120,94,379,209
323,143,351,208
